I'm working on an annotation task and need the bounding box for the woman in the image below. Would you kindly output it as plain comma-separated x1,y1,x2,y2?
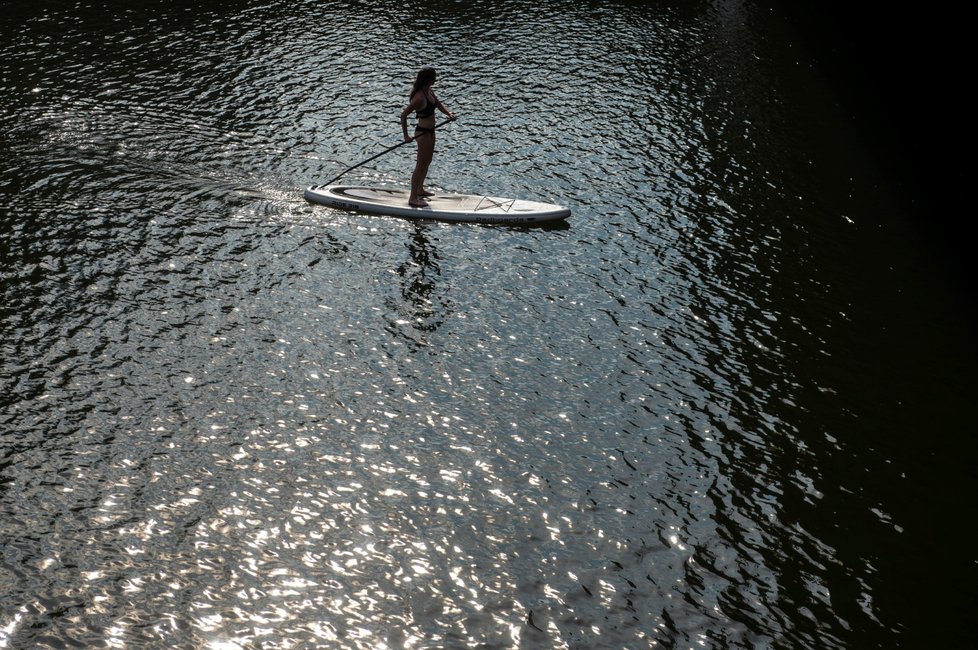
400,67,455,207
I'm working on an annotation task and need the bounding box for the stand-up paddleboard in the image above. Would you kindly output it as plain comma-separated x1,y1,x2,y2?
304,185,570,224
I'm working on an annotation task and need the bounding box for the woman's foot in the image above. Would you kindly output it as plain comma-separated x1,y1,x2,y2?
419,189,435,197
409,198,429,207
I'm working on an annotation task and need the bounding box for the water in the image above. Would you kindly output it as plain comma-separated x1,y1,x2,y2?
2,1,975,648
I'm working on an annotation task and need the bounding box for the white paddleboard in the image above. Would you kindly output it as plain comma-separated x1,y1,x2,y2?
304,185,570,224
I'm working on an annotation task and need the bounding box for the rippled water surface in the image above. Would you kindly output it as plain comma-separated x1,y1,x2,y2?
2,1,975,648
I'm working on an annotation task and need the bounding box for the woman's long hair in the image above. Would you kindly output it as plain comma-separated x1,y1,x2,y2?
410,67,436,98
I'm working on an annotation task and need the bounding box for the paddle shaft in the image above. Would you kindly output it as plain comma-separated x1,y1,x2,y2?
323,118,455,186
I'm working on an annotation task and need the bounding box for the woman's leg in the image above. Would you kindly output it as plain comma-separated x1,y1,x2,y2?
409,132,435,206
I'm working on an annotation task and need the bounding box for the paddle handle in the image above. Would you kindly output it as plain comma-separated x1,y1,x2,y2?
322,117,455,187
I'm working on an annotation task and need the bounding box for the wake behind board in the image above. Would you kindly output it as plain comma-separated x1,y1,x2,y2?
304,185,570,224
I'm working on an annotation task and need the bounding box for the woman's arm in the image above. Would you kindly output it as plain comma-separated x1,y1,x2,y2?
400,94,424,141
431,92,456,120
400,105,413,141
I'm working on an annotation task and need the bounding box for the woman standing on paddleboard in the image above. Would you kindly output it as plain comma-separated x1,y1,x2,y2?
400,67,455,207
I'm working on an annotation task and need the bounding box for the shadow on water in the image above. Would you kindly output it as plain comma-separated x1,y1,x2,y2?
383,216,569,351
386,223,451,349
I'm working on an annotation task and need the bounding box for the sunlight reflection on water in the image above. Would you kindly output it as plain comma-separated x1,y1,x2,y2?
2,0,969,648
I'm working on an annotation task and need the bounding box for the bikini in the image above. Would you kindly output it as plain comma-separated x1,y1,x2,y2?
415,92,437,135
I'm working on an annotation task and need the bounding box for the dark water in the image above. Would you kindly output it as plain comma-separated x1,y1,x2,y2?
2,1,975,648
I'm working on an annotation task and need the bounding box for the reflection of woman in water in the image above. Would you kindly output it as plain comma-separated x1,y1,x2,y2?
400,67,455,207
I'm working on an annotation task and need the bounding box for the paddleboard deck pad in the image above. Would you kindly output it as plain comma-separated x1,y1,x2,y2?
304,185,570,224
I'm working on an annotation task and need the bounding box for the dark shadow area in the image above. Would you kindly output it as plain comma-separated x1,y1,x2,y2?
777,3,973,320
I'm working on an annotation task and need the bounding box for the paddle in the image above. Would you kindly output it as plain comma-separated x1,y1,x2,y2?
322,117,456,186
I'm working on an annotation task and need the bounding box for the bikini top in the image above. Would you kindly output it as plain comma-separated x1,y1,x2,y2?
416,92,437,118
